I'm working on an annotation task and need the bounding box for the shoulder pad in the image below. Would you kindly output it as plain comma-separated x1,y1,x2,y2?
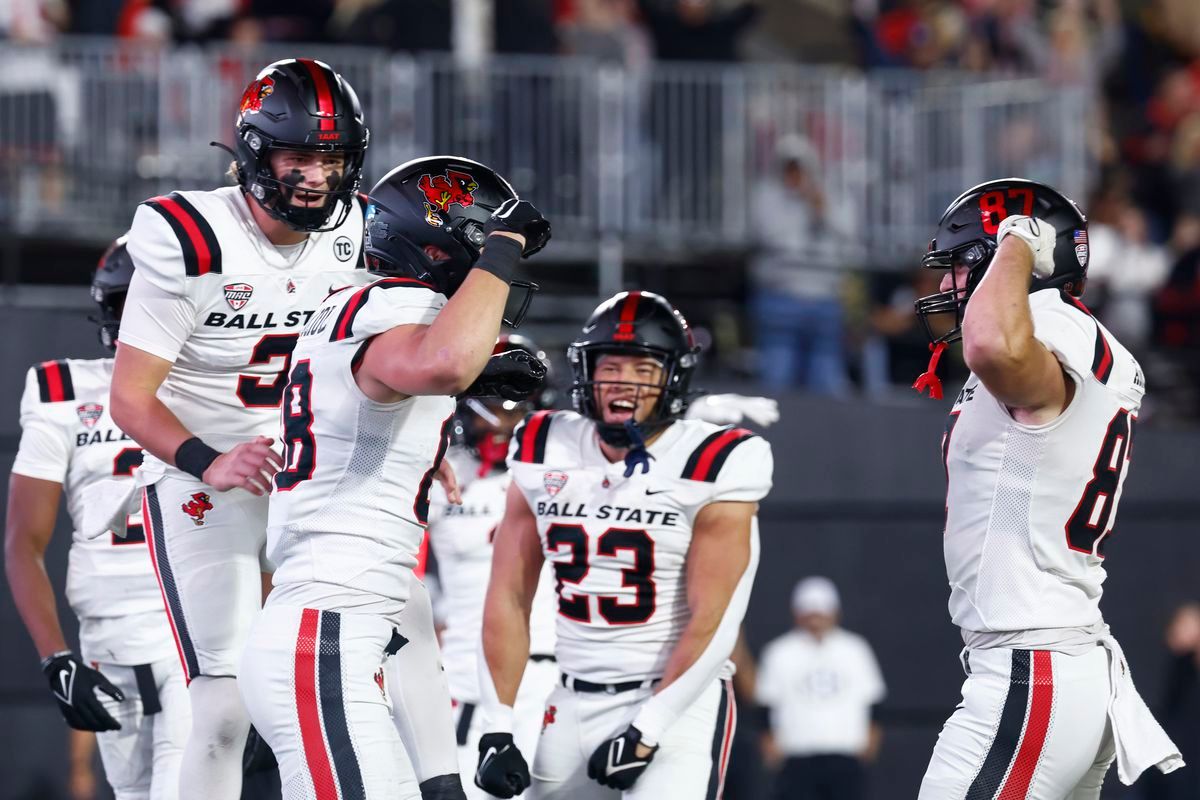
1057,291,1114,384
511,410,557,465
142,192,223,277
680,427,757,482
328,277,436,342
33,359,75,403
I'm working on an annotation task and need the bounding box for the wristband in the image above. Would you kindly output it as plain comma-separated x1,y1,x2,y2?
483,704,516,735
40,650,72,670
175,437,221,482
471,235,523,285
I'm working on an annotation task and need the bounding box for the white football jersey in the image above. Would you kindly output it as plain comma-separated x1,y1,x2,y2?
507,411,773,684
427,447,557,703
266,277,455,620
120,187,373,477
944,288,1145,639
11,358,175,663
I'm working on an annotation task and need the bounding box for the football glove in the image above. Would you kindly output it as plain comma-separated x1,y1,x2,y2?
41,651,124,732
996,215,1057,279
686,394,780,428
461,349,548,402
485,199,552,258
586,725,658,790
475,732,531,798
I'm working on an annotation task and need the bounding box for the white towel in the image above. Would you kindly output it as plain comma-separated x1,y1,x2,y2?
79,479,140,541
1100,634,1185,784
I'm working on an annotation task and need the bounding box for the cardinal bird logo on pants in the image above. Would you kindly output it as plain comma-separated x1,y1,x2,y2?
181,492,213,526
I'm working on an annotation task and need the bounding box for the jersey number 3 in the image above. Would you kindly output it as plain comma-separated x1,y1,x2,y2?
546,524,656,625
237,334,299,408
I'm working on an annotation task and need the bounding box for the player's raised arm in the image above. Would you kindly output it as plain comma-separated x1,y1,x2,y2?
357,200,548,399
960,217,1072,416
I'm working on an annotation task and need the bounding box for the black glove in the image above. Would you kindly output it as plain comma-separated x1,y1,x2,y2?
41,651,124,731
485,199,551,258
587,725,658,790
475,732,531,798
461,350,547,402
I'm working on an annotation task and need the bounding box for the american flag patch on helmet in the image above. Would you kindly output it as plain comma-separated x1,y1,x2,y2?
1073,229,1089,268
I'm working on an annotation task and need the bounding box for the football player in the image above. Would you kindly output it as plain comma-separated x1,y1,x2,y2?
911,179,1183,798
476,291,772,799
427,335,561,800
5,239,191,799
109,60,374,800
237,156,550,800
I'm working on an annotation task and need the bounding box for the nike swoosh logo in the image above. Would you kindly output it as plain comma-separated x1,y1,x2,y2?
644,489,667,496
477,747,499,778
56,668,72,703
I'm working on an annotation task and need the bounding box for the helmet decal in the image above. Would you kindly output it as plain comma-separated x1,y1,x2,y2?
418,170,479,215
237,76,274,121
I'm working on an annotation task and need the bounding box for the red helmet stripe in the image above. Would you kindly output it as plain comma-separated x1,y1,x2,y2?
613,290,642,342
298,59,337,131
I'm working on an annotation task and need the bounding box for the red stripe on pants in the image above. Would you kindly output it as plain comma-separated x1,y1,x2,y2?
295,608,339,800
141,489,191,684
997,650,1054,799
716,681,737,799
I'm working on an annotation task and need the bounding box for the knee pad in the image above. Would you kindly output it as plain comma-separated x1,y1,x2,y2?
188,676,250,752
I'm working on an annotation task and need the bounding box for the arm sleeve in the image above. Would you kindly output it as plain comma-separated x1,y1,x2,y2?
119,204,197,362
11,367,71,483
711,436,774,504
1029,290,1096,384
631,524,760,745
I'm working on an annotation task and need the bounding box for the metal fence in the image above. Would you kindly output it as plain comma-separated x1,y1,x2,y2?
0,39,1092,269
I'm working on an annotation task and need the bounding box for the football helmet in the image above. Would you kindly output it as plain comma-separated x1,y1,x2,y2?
454,334,554,475
915,178,1089,346
568,291,699,448
363,155,539,325
233,59,369,232
91,236,134,351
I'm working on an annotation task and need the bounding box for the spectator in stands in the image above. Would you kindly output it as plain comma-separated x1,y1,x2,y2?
1086,200,1170,353
637,0,758,62
335,0,451,52
755,577,885,800
750,135,853,394
559,0,652,69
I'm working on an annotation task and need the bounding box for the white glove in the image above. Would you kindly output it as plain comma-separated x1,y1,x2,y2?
685,394,780,428
996,215,1057,279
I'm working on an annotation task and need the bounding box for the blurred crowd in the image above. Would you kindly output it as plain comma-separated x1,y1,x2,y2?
4,0,1200,419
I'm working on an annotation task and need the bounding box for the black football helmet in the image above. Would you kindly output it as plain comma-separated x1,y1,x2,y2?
91,236,134,351
915,178,1089,346
454,334,555,474
232,59,369,232
363,155,538,325
568,291,700,448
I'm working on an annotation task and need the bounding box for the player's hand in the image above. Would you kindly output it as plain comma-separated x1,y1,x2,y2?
485,199,551,258
587,725,657,790
42,652,124,732
202,436,283,495
686,394,780,427
475,732,530,797
460,350,548,403
435,457,462,505
996,215,1057,279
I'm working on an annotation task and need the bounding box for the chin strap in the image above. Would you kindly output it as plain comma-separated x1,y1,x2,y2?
475,436,509,478
912,342,948,400
622,420,655,478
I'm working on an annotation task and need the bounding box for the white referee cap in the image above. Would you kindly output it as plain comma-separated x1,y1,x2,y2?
792,576,840,616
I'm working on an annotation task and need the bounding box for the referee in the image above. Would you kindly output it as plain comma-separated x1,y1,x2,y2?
755,577,885,800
